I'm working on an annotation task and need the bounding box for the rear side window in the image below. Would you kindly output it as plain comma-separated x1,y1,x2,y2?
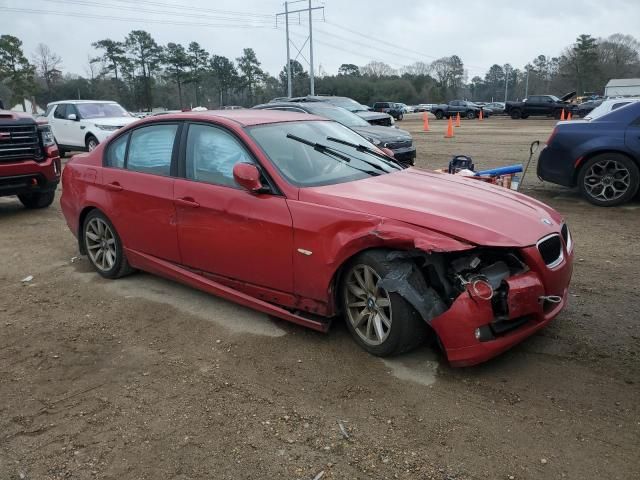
127,124,178,176
185,124,254,188
612,102,630,111
105,133,129,168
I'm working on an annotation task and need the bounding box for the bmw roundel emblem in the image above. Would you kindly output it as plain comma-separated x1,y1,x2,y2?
541,218,553,225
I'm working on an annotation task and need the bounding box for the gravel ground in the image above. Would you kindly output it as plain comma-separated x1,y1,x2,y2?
1,115,639,480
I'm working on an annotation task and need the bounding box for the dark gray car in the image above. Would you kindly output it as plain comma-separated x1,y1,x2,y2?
284,96,396,127
254,102,416,165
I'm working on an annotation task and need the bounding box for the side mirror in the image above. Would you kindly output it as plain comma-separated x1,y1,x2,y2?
233,163,264,193
67,113,77,121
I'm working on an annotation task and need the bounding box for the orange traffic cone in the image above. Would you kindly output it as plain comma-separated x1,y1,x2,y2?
455,112,461,127
560,109,565,121
567,111,572,121
423,112,430,131
445,116,454,138
479,109,484,121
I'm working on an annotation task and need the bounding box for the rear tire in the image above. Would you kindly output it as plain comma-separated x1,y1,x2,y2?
434,110,444,120
18,191,55,209
341,250,431,357
510,109,522,119
466,110,476,119
83,210,135,279
578,153,639,207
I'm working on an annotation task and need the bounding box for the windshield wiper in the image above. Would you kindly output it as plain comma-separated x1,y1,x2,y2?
286,133,380,176
326,136,402,170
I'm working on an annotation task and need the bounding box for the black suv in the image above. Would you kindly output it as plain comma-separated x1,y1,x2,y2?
504,92,576,119
373,102,405,121
254,102,416,166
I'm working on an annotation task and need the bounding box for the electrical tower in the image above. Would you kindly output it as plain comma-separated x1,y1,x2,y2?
276,1,324,97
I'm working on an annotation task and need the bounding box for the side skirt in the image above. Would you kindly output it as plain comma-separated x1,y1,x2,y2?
125,248,331,333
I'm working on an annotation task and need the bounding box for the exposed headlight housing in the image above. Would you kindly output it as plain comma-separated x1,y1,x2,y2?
95,124,121,131
366,137,382,146
38,124,55,147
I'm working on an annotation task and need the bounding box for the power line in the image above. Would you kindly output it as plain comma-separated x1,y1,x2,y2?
33,0,276,24
109,0,274,18
2,7,278,28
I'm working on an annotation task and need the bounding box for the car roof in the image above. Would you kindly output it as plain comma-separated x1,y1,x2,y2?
136,109,326,127
255,101,341,112
47,100,120,105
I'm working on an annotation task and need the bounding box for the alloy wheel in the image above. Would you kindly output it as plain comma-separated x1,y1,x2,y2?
583,159,631,203
87,138,99,151
344,264,392,346
85,217,117,272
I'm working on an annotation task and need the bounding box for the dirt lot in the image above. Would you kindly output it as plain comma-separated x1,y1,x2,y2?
1,116,639,480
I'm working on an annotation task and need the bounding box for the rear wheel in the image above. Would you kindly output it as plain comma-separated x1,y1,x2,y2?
341,250,430,357
18,191,55,209
434,110,444,120
578,153,639,206
83,210,135,278
510,109,522,119
466,110,476,119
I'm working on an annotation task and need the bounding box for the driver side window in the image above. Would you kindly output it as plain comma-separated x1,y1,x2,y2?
185,124,254,188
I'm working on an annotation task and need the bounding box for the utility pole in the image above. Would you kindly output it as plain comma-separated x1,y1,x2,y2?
308,0,315,95
525,67,530,99
284,2,292,97
276,1,324,97
504,67,509,103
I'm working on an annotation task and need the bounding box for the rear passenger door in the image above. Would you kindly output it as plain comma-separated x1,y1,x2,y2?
101,122,182,262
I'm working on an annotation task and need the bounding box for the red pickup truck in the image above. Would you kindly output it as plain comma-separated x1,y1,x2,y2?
0,108,61,209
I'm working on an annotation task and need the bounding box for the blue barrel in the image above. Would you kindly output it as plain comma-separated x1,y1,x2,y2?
474,164,523,177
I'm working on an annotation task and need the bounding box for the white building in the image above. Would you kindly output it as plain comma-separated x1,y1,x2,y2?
604,78,640,97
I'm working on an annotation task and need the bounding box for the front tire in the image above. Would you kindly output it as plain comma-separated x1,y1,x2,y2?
578,153,639,207
86,135,99,152
510,109,522,119
434,110,444,120
18,191,55,209
466,110,476,119
341,250,430,357
83,210,135,278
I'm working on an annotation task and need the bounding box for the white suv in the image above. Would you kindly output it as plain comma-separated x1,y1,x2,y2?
46,100,138,155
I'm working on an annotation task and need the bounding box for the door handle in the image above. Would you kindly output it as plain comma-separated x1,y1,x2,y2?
105,182,123,192
175,197,200,208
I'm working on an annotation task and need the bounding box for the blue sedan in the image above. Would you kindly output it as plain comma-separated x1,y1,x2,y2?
537,102,640,206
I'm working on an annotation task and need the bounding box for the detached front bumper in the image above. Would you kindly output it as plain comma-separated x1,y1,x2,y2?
431,245,574,367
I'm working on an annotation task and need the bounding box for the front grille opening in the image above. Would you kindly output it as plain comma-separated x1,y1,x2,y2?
561,224,568,244
0,124,42,162
538,235,563,267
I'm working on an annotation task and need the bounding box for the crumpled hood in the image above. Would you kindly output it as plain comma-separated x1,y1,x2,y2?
89,117,138,127
300,168,564,248
351,125,411,142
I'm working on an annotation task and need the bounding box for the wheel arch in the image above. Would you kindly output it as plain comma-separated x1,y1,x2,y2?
572,148,639,186
84,131,99,147
77,205,99,254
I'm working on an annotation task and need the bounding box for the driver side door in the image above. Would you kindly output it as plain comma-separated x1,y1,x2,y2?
174,122,295,295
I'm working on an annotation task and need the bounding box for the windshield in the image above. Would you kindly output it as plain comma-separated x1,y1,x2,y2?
325,97,368,112
306,105,370,127
76,103,131,119
549,95,561,102
248,121,398,187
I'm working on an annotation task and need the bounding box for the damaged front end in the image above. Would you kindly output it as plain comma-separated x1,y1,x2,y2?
375,245,572,367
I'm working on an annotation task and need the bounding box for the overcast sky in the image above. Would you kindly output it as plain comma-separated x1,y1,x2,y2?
2,0,639,78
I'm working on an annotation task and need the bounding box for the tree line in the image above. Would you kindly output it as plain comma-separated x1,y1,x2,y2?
1,31,639,113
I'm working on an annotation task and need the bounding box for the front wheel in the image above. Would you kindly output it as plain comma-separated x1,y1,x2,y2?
83,210,135,278
510,109,522,119
86,135,99,152
341,250,430,357
18,191,55,209
578,153,639,206
434,110,444,120
466,110,476,119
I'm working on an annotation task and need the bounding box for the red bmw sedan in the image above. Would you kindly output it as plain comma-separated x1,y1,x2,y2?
61,110,573,366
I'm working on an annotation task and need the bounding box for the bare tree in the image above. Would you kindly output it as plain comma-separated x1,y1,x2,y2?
32,43,62,92
360,61,396,78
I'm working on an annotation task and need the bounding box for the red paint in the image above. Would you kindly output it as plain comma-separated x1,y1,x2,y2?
61,110,574,367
